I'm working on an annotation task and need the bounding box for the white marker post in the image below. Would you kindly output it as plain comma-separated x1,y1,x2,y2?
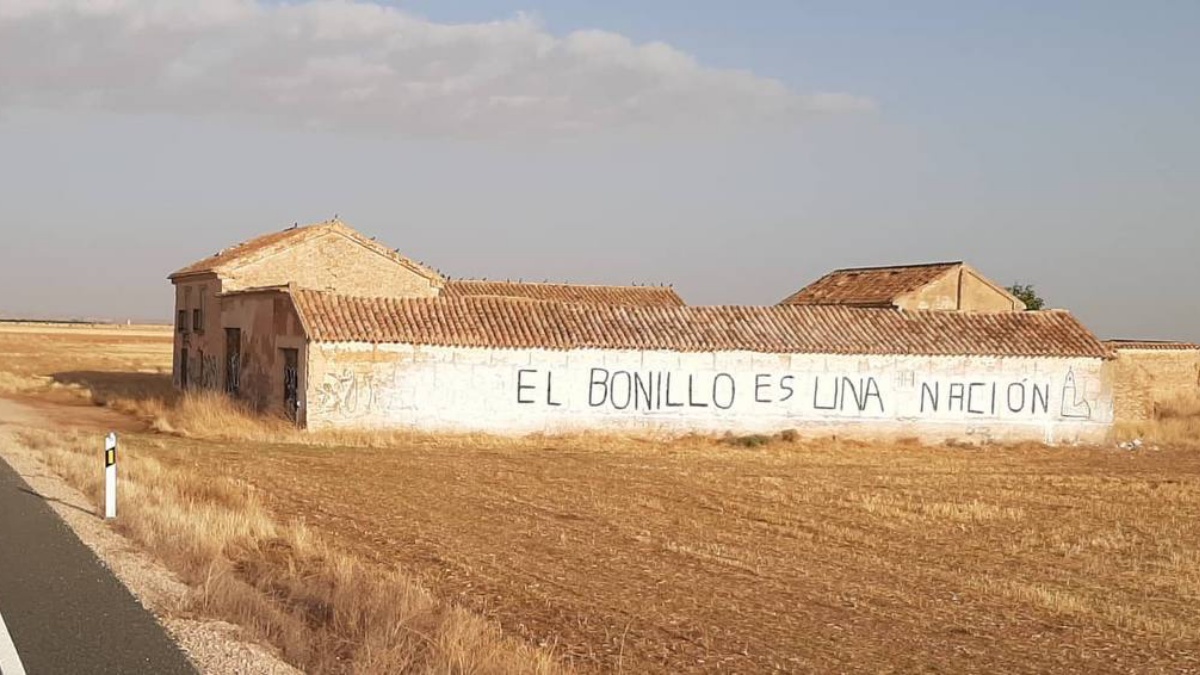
104,432,117,519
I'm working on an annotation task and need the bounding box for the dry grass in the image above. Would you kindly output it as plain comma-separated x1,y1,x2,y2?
1115,390,1200,448
0,326,568,673
10,428,564,675
97,429,1200,674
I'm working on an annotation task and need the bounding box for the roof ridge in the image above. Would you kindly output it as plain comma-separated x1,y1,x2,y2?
1104,338,1200,348
168,218,444,283
447,279,674,289
828,261,963,273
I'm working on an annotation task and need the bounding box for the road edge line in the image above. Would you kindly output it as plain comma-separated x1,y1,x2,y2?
0,606,28,675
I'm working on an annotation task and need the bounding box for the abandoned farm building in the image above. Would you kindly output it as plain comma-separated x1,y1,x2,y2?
167,220,1193,444
778,261,1026,312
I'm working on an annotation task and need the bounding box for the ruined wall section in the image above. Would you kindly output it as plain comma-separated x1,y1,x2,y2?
223,231,439,298
305,343,1112,445
1109,349,1200,421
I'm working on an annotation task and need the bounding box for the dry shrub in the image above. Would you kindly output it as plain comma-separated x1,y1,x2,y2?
1156,390,1200,420
13,429,564,675
0,370,50,395
111,391,708,454
108,390,296,441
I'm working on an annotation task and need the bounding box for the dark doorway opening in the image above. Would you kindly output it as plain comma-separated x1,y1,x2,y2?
179,349,189,388
225,328,241,396
282,348,299,422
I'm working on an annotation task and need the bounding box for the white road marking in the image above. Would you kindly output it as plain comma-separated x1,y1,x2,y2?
0,606,26,675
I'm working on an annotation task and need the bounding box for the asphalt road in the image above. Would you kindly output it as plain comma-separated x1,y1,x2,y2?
0,456,198,675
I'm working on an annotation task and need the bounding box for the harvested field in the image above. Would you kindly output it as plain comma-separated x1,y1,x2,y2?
140,433,1200,674
1,324,1199,673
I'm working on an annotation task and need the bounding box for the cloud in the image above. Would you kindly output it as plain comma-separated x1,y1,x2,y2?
0,0,875,138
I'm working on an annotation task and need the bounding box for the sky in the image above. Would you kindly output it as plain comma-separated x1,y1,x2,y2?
0,0,1197,340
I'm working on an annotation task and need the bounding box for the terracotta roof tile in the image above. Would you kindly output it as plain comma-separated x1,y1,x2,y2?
442,280,684,307
290,289,1111,358
780,262,961,307
1104,340,1200,351
169,220,442,282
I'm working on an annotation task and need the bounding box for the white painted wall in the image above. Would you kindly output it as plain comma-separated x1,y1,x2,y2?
305,343,1114,444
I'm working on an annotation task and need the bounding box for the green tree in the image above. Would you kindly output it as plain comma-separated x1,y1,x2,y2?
1006,283,1045,310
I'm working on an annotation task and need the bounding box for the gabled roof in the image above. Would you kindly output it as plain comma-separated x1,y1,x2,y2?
441,279,685,307
780,261,963,307
168,219,442,283
287,289,1111,358
1104,339,1200,351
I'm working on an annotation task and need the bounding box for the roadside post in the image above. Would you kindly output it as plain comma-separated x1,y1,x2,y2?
104,432,117,519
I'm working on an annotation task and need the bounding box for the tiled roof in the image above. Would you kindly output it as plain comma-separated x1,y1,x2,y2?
442,280,684,307
1105,340,1200,351
289,290,1111,358
780,262,961,307
168,220,442,283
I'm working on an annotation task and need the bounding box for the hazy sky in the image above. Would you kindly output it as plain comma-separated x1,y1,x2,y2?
0,1,1197,341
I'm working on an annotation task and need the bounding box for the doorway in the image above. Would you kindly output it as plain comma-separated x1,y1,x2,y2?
282,348,299,422
179,349,189,388
225,328,241,396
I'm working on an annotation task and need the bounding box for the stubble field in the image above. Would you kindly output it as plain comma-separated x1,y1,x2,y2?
1,324,1198,674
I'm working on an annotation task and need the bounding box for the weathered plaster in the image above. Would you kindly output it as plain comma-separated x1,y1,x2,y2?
306,343,1113,444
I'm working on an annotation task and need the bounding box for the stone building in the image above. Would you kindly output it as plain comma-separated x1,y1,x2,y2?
779,262,1026,312
168,220,443,395
168,219,685,414
167,220,1118,443
1104,340,1200,421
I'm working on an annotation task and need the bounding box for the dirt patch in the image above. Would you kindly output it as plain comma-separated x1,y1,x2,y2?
0,395,145,433
0,396,46,427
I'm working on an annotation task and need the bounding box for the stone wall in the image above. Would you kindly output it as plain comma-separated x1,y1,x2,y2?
900,267,1022,312
958,268,1024,311
222,231,440,298
1108,349,1200,421
305,343,1113,444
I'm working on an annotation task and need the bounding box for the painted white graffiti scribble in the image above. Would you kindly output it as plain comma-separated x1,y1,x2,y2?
317,367,398,418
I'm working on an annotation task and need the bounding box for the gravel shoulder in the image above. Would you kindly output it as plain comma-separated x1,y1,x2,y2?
0,397,302,675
